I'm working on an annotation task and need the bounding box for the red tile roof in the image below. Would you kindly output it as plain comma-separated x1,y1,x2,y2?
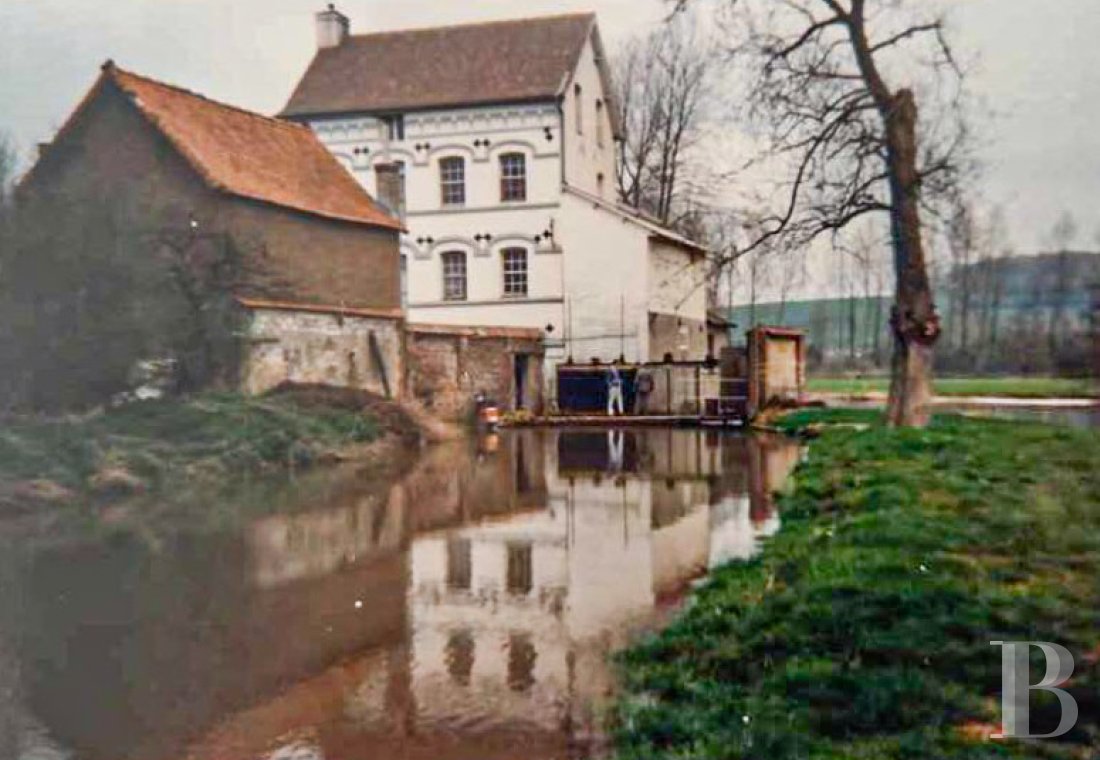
281,13,599,118
101,64,400,229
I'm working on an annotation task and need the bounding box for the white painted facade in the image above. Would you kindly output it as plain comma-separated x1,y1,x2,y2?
300,18,710,393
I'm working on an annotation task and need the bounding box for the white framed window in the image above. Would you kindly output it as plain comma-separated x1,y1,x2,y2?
440,157,466,206
500,153,527,203
442,250,467,301
502,248,528,298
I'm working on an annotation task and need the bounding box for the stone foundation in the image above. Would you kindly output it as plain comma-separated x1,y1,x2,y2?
242,304,404,399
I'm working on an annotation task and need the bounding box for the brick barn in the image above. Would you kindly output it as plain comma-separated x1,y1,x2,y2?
18,61,406,399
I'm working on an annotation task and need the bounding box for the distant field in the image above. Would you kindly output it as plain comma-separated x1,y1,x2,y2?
807,375,1099,399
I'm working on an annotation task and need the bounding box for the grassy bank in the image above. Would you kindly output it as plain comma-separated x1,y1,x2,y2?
0,386,415,509
807,375,1098,399
616,410,1100,758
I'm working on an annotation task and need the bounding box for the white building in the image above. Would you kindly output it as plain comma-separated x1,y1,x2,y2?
281,8,711,394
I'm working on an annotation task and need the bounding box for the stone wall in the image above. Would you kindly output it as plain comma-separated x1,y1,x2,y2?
405,324,544,422
648,313,708,363
242,306,404,399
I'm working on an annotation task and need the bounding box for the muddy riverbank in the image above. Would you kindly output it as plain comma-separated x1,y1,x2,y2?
0,386,425,522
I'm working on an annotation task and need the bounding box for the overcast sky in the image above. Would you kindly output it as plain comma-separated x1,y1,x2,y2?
1,0,1098,255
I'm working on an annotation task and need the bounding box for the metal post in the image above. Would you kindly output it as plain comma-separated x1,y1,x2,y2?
666,366,672,415
695,364,701,416
619,294,626,362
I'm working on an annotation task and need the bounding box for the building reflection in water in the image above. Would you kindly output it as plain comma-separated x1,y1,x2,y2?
239,429,797,759
2,429,801,760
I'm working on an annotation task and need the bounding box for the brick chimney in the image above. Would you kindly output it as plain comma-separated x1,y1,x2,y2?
374,163,406,221
316,4,349,49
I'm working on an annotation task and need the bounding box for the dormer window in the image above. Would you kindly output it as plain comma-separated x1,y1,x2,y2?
440,156,466,206
500,153,527,202
574,83,583,134
383,114,405,141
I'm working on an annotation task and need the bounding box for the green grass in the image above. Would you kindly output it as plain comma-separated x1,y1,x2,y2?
807,376,1099,399
0,389,387,499
615,409,1100,759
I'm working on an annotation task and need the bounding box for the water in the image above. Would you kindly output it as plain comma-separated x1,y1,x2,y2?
832,399,1100,429
936,403,1100,429
0,429,802,760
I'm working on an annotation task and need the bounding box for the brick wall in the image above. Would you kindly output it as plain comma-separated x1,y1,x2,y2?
405,326,544,421
227,200,400,312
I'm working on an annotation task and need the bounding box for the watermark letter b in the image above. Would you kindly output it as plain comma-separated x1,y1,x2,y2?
990,641,1078,739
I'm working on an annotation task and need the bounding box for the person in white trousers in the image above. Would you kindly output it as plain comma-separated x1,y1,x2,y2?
607,364,625,416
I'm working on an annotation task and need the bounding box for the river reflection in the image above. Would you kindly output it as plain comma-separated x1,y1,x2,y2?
0,429,801,760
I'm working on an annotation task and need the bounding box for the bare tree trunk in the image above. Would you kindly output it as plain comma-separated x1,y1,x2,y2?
848,285,858,363
884,91,940,427
989,268,1003,362
873,293,885,365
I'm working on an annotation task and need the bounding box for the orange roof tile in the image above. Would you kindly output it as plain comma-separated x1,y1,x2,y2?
104,63,400,230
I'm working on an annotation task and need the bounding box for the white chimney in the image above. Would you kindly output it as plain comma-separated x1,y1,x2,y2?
316,4,350,49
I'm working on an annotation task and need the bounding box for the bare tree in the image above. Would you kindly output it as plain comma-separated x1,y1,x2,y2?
0,132,16,207
841,223,890,367
772,243,806,325
0,193,248,410
945,197,977,357
973,205,1008,370
615,12,714,229
1047,210,1078,363
681,0,972,426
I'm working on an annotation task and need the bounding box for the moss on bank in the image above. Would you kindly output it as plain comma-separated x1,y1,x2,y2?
616,409,1100,759
0,385,416,508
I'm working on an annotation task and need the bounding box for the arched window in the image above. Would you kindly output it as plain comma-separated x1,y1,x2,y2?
574,83,583,134
502,248,528,298
439,156,466,206
499,153,527,202
441,250,467,301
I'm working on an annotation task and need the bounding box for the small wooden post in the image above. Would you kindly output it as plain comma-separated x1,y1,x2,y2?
666,366,672,415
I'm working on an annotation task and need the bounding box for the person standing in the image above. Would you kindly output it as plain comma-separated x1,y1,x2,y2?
606,363,625,416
